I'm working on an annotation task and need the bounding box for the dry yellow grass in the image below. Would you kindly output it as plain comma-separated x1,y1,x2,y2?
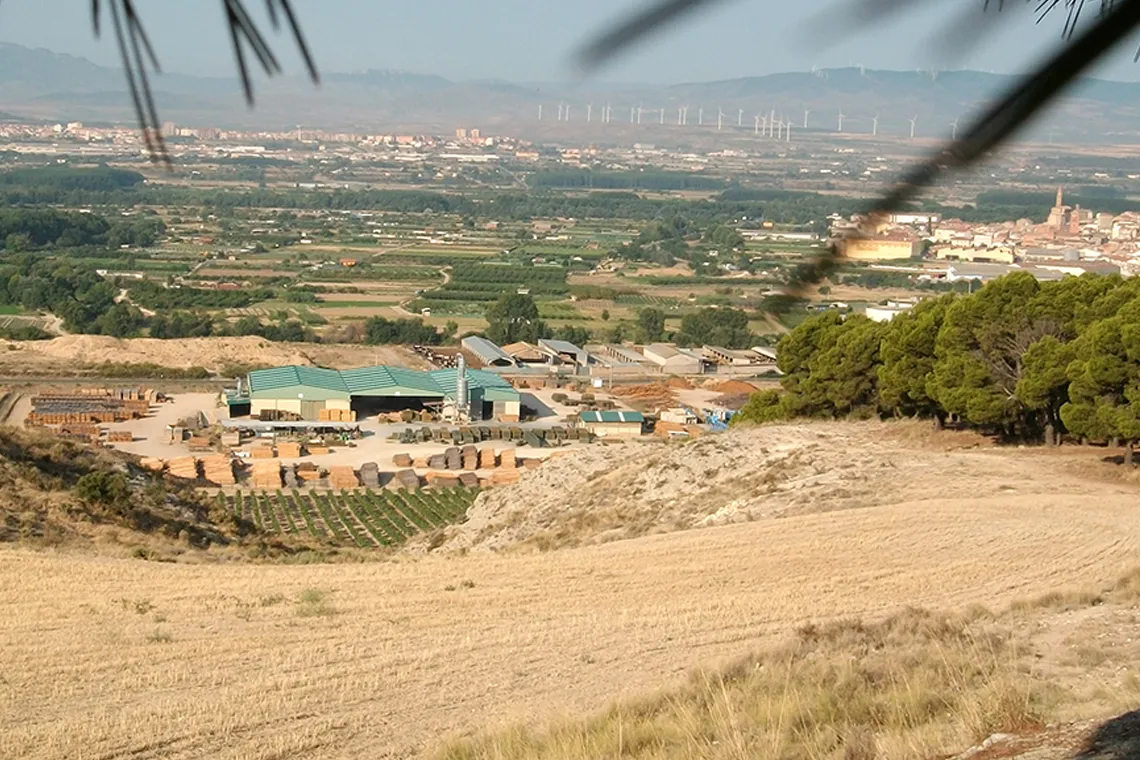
3,468,1140,759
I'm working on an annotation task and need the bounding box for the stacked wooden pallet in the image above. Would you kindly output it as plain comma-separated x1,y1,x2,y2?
425,471,461,489
139,457,166,472
359,462,380,488
317,409,358,422
328,466,359,489
308,446,331,456
249,460,282,489
187,436,212,452
167,456,199,480
458,472,479,488
391,453,413,468
444,447,461,470
478,447,497,469
106,432,133,443
60,424,102,436
200,455,236,486
249,447,276,460
388,469,420,492
276,442,303,458
461,444,478,471
491,469,521,486
499,448,517,470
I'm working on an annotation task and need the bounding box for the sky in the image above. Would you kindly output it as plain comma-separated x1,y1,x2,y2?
2,0,1140,84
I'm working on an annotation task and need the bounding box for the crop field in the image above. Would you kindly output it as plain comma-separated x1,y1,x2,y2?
220,488,478,548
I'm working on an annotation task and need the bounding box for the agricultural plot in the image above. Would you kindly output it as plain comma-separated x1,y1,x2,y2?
220,488,478,548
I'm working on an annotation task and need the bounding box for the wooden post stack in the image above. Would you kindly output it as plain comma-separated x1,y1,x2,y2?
388,469,420,492
200,454,236,486
392,453,413,468
328,466,359,489
276,442,303,458
167,456,199,481
478,447,497,469
250,461,282,489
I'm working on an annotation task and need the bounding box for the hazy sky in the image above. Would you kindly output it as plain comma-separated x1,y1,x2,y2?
2,0,1140,83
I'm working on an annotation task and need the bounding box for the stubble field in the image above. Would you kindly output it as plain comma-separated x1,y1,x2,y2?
2,424,1140,759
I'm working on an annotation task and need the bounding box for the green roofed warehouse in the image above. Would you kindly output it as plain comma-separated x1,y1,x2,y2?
244,365,522,422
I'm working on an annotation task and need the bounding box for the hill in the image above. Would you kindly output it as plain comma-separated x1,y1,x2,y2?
0,424,249,555
1,42,1138,140
4,420,1140,759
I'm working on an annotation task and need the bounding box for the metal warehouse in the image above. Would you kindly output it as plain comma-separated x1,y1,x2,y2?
243,364,522,422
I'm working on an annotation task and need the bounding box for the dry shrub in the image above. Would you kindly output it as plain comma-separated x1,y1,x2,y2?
432,608,1047,760
1009,589,1103,613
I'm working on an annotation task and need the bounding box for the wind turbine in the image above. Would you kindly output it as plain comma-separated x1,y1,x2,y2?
565,104,571,121
950,117,959,140
908,115,917,138
769,109,776,137
538,104,543,121
637,105,643,125
754,114,761,135
737,108,743,127
604,103,612,123
587,104,593,123
659,108,665,125
871,113,878,136
785,120,792,142
630,106,636,123
837,109,845,132
717,107,726,131
557,104,564,121
678,106,684,125
698,107,704,126
803,109,811,129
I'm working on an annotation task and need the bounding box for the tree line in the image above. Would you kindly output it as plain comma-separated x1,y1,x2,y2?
735,272,1140,458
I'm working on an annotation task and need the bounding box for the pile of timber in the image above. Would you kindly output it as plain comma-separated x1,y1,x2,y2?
328,466,359,490
167,456,199,481
200,454,236,486
391,453,413,468
479,447,497,469
444,446,461,470
318,409,357,422
359,462,380,488
308,446,331,456
296,462,319,484
425,471,461,489
106,431,133,443
276,442,304,458
458,472,479,488
139,457,166,472
187,436,212,452
249,460,282,489
60,424,102,436
249,446,276,460
461,445,478,471
388,469,420,492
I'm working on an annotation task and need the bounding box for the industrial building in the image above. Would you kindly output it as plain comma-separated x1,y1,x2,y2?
577,410,645,438
240,364,521,422
461,335,516,368
642,343,710,374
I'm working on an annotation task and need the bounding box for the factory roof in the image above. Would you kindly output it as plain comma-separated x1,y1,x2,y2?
461,336,516,367
247,365,519,401
578,410,645,424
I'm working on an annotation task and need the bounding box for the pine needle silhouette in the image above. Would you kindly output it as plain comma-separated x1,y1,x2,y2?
575,0,1140,304
90,0,319,166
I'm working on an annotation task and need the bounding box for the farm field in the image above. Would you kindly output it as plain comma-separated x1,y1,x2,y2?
222,488,478,548
4,422,1140,759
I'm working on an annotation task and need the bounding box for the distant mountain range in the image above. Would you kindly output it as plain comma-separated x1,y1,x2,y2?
1,42,1138,142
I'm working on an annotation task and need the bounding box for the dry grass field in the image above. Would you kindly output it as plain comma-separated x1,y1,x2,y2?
2,423,1140,759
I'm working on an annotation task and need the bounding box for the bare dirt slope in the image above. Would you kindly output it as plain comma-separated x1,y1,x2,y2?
3,422,1140,759
0,335,427,373
436,420,1125,553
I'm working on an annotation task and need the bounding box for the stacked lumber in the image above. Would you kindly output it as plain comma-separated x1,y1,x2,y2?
249,461,282,489
106,431,133,443
200,454,236,486
187,436,211,452
444,447,461,470
296,462,318,484
413,456,430,469
461,444,478,471
139,457,166,472
419,409,433,423
427,453,447,469
328,466,359,489
478,447,497,469
318,408,358,422
458,472,479,488
521,458,543,471
491,469,521,486
276,442,303,458
392,453,413,468
249,447,276,460
499,448,517,470
425,471,461,489
388,469,420,492
60,424,102,436
167,456,199,480
308,446,331,456
359,462,380,488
